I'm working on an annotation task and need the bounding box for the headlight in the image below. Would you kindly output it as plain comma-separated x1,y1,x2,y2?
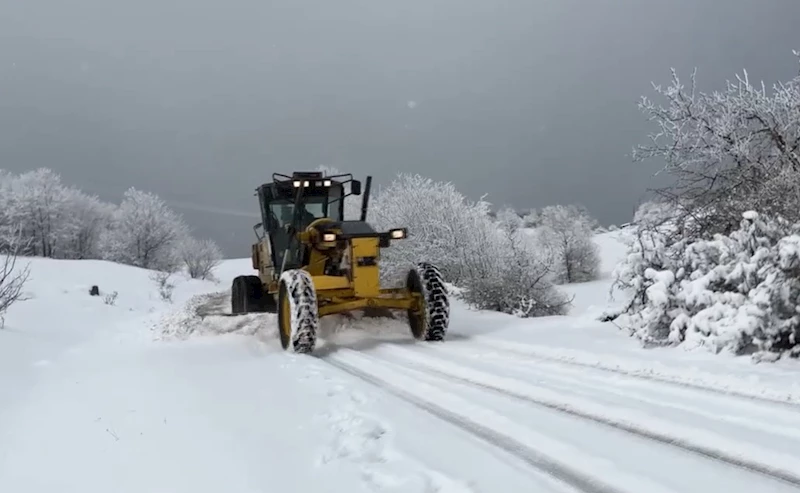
322,232,337,242
323,180,331,186
389,228,406,239
293,180,310,187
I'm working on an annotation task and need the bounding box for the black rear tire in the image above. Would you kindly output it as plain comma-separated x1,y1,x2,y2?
242,275,275,313
232,275,274,314
231,276,245,315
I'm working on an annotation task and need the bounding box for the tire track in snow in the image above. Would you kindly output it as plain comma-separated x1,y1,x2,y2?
421,342,800,442
319,348,683,493
302,363,474,493
466,336,800,408
369,344,800,490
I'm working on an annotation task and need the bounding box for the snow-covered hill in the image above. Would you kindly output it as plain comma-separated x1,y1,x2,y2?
2,231,800,493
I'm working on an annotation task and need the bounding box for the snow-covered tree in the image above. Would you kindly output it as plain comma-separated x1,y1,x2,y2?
59,191,115,260
522,210,541,228
633,50,800,240
4,168,75,258
179,236,223,280
100,188,190,271
537,204,601,284
496,207,525,233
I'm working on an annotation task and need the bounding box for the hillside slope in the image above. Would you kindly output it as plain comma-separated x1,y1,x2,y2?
1,232,799,493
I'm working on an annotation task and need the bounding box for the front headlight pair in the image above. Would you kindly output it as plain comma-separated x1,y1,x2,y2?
319,228,406,243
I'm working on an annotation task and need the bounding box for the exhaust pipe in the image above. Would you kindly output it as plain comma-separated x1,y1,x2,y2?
360,176,372,222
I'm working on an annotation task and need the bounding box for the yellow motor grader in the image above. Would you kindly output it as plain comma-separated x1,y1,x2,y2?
230,171,449,354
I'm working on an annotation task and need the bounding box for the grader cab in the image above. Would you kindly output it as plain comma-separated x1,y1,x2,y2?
230,171,449,354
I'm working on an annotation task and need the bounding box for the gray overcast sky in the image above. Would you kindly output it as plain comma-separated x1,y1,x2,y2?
1,0,798,256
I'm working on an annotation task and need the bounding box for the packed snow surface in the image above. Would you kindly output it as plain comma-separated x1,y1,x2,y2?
2,230,799,492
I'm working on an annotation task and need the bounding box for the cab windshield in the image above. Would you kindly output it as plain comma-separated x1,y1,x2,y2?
268,195,343,231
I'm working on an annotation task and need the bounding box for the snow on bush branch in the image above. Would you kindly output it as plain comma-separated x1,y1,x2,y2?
368,173,571,317
0,168,222,278
609,211,800,360
0,226,31,327
633,50,800,240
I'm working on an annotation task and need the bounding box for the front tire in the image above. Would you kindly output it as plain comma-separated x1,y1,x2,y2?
406,262,450,341
278,269,319,353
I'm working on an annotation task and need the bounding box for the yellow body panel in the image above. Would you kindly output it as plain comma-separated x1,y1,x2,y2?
311,275,351,291
350,237,381,298
317,291,418,316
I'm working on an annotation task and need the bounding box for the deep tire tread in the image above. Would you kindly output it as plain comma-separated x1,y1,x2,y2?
411,262,450,341
279,269,319,354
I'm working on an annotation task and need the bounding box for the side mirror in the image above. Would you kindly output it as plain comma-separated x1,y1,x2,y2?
350,180,362,196
253,222,264,240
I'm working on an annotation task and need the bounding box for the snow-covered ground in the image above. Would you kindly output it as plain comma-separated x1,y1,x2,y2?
2,230,799,493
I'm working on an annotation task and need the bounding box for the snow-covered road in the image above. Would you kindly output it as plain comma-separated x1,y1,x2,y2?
2,248,799,493
6,312,799,493
317,335,800,493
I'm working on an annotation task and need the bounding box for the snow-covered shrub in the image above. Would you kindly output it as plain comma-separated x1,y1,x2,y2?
537,204,601,284
459,210,570,317
100,188,190,272
103,291,119,306
179,237,223,280
150,271,176,303
611,211,800,358
633,199,676,228
369,174,568,317
633,51,800,239
369,174,490,285
0,226,31,327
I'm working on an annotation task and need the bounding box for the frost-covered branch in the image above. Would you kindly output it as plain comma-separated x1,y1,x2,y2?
369,174,570,317
179,237,223,280
0,227,31,327
634,51,800,239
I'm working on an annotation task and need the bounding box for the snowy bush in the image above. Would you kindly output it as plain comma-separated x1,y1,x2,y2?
369,174,490,285
103,291,119,306
459,208,570,317
369,174,569,317
610,211,800,359
179,237,223,280
0,227,31,328
633,50,800,240
537,204,601,284
150,271,176,303
99,188,190,272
